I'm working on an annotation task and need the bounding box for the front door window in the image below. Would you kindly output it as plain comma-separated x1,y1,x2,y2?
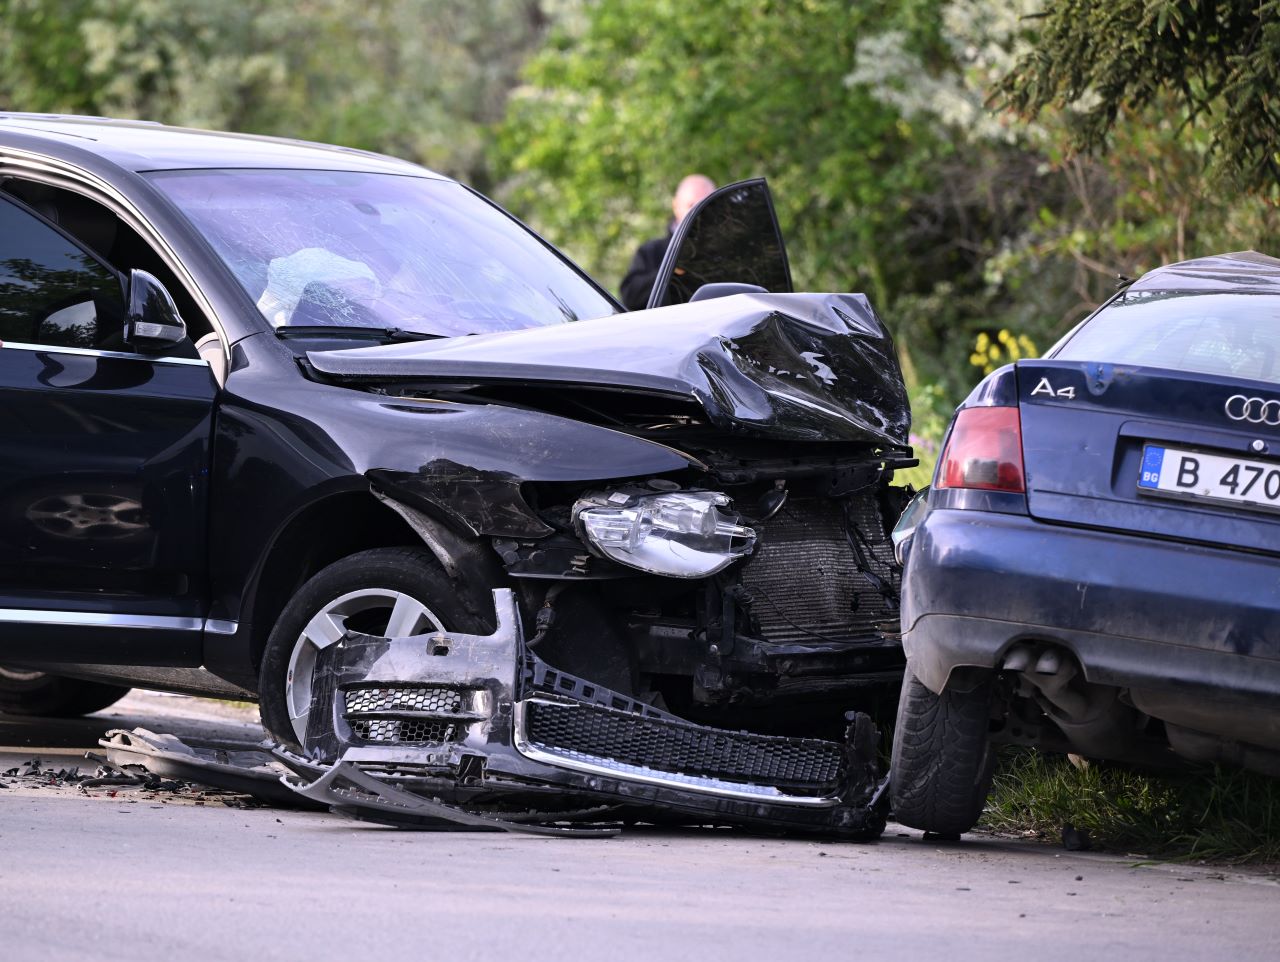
0,196,125,349
647,179,793,310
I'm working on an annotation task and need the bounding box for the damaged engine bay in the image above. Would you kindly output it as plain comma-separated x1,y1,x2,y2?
265,289,916,838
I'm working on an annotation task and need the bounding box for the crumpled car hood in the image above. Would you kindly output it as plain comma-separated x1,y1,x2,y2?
307,292,910,445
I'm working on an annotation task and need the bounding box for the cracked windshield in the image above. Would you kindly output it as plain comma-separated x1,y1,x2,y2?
148,169,617,337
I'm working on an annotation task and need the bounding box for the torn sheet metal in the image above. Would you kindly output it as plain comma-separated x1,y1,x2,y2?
282,588,888,839
99,728,622,834
98,728,325,810
307,292,911,447
646,178,792,310
284,761,619,837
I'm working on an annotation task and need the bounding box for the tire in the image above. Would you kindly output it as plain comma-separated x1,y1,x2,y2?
0,667,130,717
890,666,996,836
258,547,489,750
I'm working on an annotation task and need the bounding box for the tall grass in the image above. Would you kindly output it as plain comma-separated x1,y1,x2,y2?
983,748,1280,863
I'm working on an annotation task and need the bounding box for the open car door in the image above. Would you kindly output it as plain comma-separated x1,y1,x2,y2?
645,178,793,310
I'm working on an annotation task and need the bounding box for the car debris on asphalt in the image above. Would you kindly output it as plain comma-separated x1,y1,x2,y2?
91,588,893,842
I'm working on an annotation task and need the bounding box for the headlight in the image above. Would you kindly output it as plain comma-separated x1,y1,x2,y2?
574,488,756,578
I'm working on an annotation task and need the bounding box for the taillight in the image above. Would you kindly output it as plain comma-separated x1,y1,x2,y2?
936,406,1025,493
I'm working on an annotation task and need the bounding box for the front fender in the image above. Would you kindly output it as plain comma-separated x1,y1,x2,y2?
346,397,703,538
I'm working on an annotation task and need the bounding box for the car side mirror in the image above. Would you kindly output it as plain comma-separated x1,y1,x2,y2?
689,282,769,303
124,269,187,350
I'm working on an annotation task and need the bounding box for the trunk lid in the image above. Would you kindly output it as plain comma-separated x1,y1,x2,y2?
1016,359,1280,554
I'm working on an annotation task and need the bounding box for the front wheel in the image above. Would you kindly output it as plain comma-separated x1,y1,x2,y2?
257,547,488,750
890,666,996,836
0,667,130,717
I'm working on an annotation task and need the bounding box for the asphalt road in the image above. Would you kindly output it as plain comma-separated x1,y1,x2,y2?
1,692,1276,962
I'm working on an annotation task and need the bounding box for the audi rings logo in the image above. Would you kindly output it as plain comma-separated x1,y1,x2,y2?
1225,394,1280,425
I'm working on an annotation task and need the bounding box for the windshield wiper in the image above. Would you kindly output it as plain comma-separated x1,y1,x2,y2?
275,326,444,342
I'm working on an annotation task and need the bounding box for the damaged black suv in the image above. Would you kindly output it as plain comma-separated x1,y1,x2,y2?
0,116,913,835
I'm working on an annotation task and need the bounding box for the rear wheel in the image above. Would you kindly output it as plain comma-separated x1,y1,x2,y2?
0,667,130,717
890,666,996,836
258,547,488,750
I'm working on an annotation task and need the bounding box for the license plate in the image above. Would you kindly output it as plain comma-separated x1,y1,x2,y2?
1138,444,1280,512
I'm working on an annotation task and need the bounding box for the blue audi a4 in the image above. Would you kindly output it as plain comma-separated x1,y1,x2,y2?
890,251,1280,835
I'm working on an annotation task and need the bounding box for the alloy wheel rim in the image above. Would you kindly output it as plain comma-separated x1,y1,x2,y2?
284,588,445,744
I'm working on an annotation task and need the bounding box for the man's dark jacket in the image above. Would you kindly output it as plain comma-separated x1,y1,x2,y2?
619,231,671,311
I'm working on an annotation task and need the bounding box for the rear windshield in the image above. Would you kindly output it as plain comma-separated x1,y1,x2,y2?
1054,290,1280,385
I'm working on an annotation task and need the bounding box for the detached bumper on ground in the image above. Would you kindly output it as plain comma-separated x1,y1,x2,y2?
271,590,888,838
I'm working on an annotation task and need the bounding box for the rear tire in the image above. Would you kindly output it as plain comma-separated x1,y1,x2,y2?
0,667,130,717
890,666,996,836
258,547,489,751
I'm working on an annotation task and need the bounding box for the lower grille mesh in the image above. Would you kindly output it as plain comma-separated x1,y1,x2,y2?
351,718,456,744
740,494,897,644
524,699,844,792
344,685,466,745
344,686,462,715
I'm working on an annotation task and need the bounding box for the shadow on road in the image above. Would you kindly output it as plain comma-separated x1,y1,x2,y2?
0,711,153,751
0,693,263,755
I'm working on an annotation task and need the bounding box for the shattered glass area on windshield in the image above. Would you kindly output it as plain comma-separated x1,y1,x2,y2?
147,169,618,336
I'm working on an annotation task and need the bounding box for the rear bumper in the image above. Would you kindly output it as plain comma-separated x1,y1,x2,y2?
902,509,1280,733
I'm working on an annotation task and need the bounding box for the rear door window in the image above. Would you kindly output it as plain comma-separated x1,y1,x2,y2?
0,196,125,349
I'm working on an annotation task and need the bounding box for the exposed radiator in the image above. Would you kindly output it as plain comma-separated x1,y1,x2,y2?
739,494,898,645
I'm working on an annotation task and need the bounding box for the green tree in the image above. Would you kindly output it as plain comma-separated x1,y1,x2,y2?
0,0,554,187
496,0,1071,401
850,0,1280,397
998,0,1280,196
499,0,970,304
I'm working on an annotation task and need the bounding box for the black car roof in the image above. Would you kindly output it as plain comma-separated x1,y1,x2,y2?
1130,250,1280,293
0,113,444,177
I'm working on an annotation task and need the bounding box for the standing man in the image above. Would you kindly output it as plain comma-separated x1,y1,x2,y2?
618,174,716,311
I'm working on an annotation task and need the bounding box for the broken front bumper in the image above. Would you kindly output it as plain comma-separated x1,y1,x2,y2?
285,590,887,838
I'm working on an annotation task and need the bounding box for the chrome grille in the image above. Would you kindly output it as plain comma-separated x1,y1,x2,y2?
343,685,468,744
